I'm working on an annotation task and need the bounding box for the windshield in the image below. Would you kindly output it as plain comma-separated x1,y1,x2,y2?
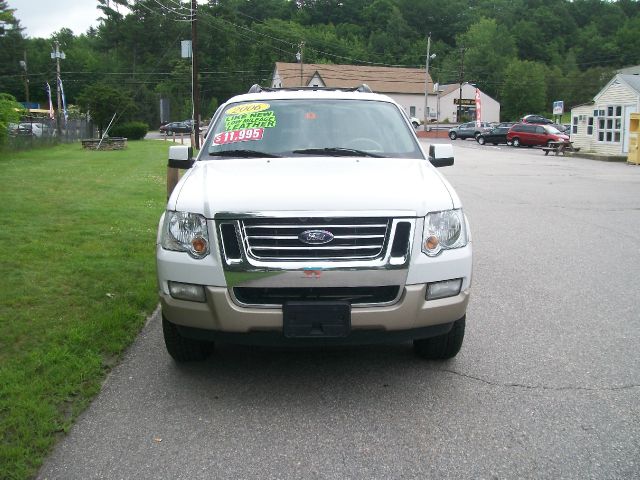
202,99,423,159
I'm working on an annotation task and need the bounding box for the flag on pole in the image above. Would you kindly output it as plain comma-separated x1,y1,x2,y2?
475,88,482,127
46,82,54,119
58,77,68,123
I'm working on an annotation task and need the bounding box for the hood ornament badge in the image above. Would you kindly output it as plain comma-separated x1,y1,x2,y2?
299,230,334,245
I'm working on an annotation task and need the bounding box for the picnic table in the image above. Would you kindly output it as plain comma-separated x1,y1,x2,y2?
541,141,580,156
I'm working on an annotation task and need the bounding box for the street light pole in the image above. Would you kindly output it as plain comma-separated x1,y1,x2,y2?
20,51,29,109
424,34,431,126
191,0,200,149
297,41,305,86
457,47,465,123
51,41,65,134
424,36,436,127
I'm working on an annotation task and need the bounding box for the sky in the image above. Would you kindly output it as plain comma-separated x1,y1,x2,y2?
6,0,105,38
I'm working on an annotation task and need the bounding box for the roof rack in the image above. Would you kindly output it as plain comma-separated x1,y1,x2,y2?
247,84,373,94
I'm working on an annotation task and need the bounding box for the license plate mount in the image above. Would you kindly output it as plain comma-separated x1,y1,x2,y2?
283,301,351,338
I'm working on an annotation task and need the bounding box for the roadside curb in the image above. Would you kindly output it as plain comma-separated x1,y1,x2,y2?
565,152,628,163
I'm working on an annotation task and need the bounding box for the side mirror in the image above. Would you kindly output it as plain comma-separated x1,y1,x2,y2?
428,144,454,167
168,145,194,169
167,146,194,199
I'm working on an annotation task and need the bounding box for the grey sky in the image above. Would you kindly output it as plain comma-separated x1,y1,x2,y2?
6,0,104,38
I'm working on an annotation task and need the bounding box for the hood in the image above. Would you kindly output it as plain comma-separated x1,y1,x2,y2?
170,156,455,218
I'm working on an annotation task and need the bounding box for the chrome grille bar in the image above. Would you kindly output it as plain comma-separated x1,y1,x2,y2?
240,217,390,260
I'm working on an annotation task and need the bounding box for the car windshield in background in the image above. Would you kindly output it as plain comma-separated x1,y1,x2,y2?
545,125,562,134
203,99,423,159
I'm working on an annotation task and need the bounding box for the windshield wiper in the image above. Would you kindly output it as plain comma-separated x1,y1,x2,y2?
208,149,281,158
292,147,384,158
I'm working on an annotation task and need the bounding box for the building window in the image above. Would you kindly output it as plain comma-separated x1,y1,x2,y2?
572,116,578,134
597,105,622,143
410,106,416,117
587,117,593,135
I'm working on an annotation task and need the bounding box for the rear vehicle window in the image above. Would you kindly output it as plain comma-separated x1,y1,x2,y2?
203,99,423,159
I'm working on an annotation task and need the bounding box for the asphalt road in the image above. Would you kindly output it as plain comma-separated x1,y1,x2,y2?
38,140,640,479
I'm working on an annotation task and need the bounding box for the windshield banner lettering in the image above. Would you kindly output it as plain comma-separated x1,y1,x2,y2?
224,111,276,131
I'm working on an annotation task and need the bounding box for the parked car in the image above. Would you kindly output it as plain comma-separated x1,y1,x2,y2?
7,123,19,135
476,126,512,146
16,122,44,137
157,84,472,362
160,121,192,135
410,116,422,129
448,121,492,140
496,122,516,128
521,114,553,125
507,123,569,147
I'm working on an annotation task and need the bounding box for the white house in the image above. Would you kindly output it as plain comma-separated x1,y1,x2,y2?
271,62,500,123
569,73,640,156
437,83,500,123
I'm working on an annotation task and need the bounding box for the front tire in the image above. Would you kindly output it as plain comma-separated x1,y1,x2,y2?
512,138,521,147
477,136,486,145
449,131,457,140
413,316,465,360
162,314,214,362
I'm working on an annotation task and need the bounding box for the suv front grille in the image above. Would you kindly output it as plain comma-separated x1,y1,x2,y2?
240,217,390,260
234,286,401,306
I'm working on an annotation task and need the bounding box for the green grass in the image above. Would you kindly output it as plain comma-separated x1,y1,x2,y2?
0,141,170,479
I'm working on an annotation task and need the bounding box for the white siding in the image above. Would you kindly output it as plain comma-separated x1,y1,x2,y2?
591,80,638,155
569,104,595,151
308,73,325,87
271,70,282,88
595,80,637,105
438,84,500,123
387,93,427,121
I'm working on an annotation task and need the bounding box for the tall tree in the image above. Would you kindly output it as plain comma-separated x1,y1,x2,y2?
500,59,547,120
457,18,516,99
77,83,136,137
0,1,26,101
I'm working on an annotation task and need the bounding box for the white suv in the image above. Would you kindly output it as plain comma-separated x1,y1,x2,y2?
157,85,472,361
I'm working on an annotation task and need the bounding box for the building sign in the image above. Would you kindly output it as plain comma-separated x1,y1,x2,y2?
454,98,475,106
553,100,564,115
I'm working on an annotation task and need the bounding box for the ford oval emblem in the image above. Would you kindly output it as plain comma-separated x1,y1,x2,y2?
299,229,334,245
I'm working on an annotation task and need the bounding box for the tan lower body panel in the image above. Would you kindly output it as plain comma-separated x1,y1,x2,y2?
161,284,469,333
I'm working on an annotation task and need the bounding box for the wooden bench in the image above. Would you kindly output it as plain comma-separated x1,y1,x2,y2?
542,141,580,156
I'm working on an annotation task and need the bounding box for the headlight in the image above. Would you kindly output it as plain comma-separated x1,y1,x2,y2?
422,209,468,256
161,211,210,259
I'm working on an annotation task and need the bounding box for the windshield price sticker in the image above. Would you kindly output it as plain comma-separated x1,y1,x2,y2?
213,128,264,145
224,110,276,131
226,103,270,115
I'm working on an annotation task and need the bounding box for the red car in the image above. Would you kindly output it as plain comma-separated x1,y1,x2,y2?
507,123,569,147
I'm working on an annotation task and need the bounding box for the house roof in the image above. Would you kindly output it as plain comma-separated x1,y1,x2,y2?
620,74,640,95
439,83,462,96
594,73,640,102
273,62,431,94
617,65,640,75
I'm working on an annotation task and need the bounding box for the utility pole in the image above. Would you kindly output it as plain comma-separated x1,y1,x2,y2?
424,34,435,127
20,51,30,109
457,47,465,123
297,41,305,86
191,0,200,149
51,41,65,134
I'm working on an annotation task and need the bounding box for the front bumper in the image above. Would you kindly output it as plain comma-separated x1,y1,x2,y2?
160,283,469,334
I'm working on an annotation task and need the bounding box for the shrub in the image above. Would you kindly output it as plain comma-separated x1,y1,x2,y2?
109,121,148,140
0,93,25,147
